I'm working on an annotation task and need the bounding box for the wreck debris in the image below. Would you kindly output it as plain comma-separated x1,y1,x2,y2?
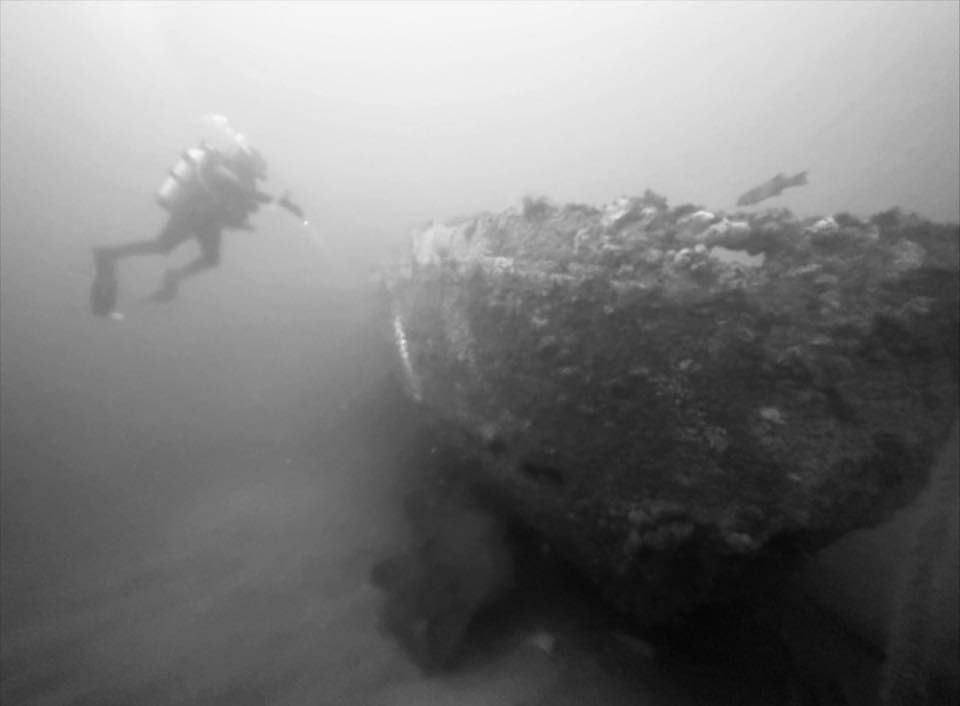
382,192,959,626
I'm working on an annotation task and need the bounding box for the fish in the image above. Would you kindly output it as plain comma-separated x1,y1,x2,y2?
736,171,808,207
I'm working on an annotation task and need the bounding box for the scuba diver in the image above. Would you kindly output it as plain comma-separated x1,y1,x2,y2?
91,121,306,317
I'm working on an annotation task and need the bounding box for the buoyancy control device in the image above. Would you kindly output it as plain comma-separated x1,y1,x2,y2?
155,145,212,211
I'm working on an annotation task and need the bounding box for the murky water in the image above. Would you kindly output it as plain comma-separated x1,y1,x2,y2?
0,443,778,705
0,415,631,705
1,289,794,706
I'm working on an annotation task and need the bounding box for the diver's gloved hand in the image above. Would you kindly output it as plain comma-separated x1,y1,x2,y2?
148,270,180,303
276,192,306,222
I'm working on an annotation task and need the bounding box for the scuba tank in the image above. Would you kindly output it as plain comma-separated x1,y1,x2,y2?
155,145,212,211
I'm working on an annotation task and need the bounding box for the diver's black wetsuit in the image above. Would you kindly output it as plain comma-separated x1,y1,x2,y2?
91,148,270,314
100,203,224,265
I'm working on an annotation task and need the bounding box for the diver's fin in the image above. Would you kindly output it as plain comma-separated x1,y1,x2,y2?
90,273,119,318
90,250,119,318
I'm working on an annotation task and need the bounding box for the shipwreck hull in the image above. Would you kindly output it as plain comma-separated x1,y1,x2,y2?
384,197,959,623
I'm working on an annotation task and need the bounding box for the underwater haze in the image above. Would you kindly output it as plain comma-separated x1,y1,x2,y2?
2,2,958,705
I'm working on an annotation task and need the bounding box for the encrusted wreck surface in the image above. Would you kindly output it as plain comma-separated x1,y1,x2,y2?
383,193,959,623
